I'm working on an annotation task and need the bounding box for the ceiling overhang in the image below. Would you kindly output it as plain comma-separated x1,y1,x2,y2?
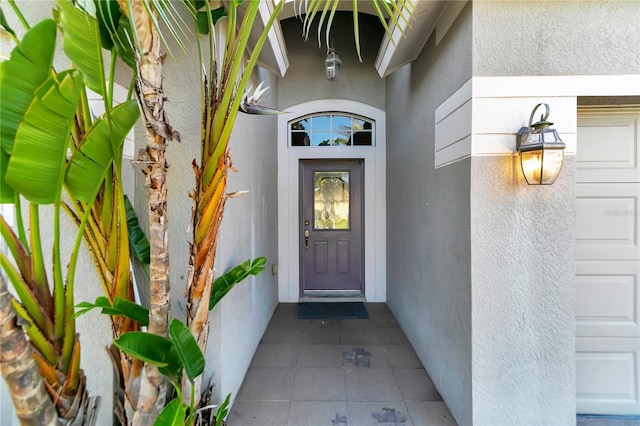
246,0,469,79
375,0,468,77
237,1,289,77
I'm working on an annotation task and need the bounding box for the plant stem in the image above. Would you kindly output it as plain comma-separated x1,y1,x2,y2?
7,0,29,31
13,193,27,249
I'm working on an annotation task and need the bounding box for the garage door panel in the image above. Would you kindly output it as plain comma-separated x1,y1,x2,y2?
577,108,640,416
576,183,640,261
577,111,640,183
576,261,640,338
576,338,640,415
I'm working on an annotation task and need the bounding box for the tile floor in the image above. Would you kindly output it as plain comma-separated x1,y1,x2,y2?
227,303,457,426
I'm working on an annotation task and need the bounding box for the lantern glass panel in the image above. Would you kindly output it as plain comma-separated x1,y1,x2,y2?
520,150,544,184
540,149,564,184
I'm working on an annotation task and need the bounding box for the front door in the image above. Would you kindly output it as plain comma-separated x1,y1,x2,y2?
300,160,363,295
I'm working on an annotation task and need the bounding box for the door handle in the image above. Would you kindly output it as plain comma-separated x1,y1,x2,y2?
304,229,310,249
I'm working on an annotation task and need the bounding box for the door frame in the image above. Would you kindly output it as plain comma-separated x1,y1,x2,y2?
277,100,386,302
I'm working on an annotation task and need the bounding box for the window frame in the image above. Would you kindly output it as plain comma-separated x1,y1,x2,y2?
289,112,375,147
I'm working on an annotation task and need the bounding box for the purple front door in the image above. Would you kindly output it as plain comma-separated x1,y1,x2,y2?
300,160,363,295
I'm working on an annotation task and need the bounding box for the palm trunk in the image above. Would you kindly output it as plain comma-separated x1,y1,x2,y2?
0,275,57,426
125,1,179,423
184,154,229,405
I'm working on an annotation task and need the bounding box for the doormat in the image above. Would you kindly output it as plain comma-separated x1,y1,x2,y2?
297,302,368,319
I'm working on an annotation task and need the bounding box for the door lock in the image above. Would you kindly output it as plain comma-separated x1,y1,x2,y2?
304,229,310,249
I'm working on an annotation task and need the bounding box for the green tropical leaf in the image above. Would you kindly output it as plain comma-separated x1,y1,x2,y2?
93,0,121,50
56,0,105,95
94,1,136,68
65,99,140,202
215,393,231,426
154,397,187,426
112,297,149,325
168,319,204,382
73,296,111,318
0,149,14,203
209,257,266,310
74,296,149,326
157,347,182,381
114,332,174,367
0,19,56,155
5,70,83,204
124,195,150,266
111,15,136,69
195,7,226,35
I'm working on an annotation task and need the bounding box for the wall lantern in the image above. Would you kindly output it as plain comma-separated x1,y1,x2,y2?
516,103,566,185
325,48,342,82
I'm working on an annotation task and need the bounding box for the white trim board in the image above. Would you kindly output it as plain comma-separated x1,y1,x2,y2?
277,100,387,303
434,74,640,168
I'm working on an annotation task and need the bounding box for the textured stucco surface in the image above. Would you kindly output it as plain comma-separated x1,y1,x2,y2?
473,0,640,76
160,20,280,404
215,100,279,402
385,4,473,425
470,156,576,425
278,12,385,110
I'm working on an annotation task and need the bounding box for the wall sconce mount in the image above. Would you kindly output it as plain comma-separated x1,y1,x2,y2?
516,103,566,185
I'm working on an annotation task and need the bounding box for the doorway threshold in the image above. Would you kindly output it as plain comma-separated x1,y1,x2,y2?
300,296,366,303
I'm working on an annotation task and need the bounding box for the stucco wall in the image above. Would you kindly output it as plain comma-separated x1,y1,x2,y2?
160,22,280,405
278,12,385,110
473,0,640,76
214,72,280,400
467,2,628,423
385,4,473,425
470,156,576,425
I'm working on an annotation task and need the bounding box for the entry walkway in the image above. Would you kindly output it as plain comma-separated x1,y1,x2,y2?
227,303,457,425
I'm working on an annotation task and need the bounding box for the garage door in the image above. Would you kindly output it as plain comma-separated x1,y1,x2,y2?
576,108,640,415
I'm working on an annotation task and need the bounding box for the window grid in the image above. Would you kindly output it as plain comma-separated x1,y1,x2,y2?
290,113,374,147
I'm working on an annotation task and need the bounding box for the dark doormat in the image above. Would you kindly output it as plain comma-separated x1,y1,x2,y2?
297,302,369,319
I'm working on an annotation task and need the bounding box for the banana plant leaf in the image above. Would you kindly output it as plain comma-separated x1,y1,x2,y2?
209,257,266,310
154,398,187,426
56,0,105,95
94,0,136,68
0,151,13,204
93,0,121,51
0,19,56,202
168,319,204,383
65,99,140,202
193,6,226,35
115,332,175,367
5,70,83,205
74,296,149,326
124,195,150,266
111,15,136,69
115,331,182,380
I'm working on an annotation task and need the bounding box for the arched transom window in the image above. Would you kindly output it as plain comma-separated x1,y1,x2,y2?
290,113,375,147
